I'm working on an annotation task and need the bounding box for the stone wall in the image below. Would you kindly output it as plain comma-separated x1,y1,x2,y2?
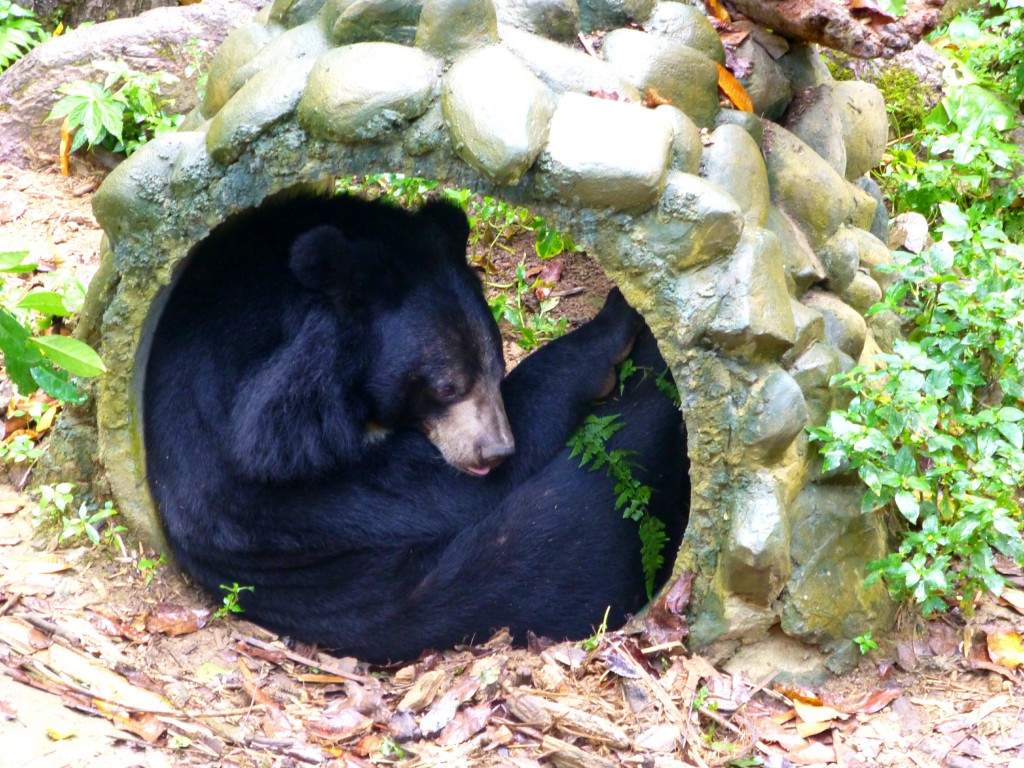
54,0,898,671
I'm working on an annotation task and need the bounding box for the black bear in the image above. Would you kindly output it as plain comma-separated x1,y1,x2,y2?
143,192,688,662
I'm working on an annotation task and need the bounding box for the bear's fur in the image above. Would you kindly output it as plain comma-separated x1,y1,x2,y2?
143,193,688,662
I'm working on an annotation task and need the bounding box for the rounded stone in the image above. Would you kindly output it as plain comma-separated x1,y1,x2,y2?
493,0,579,42
854,175,888,243
720,475,791,604
208,58,317,164
852,227,895,290
579,0,655,32
735,39,793,120
601,28,720,128
840,270,883,314
832,80,888,179
654,105,701,173
847,181,879,232
889,211,931,254
788,341,848,425
783,298,826,366
645,171,744,269
802,290,867,359
782,84,846,177
765,205,825,294
297,43,441,143
500,26,641,101
777,42,833,90
644,2,725,63
325,0,424,45
741,369,809,459
761,122,853,248
227,21,331,101
201,23,285,118
269,0,329,28
700,123,770,227
537,92,672,211
817,226,859,293
715,109,764,144
93,132,202,246
416,0,498,58
442,46,555,184
708,227,797,356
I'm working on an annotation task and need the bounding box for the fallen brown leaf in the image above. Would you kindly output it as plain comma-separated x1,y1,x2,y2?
775,684,823,706
143,603,212,637
306,708,373,743
398,668,445,712
986,629,1024,669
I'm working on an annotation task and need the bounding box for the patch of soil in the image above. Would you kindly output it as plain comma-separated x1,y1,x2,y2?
1,163,1023,768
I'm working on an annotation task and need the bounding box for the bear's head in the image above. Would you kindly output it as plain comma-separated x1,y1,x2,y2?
290,198,515,475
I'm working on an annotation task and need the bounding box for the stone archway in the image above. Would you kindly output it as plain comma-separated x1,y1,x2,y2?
48,0,900,672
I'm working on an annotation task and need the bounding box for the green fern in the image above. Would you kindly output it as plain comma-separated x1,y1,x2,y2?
568,412,664,597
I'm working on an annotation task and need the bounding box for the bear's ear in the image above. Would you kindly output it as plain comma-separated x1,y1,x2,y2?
420,199,471,259
289,224,351,291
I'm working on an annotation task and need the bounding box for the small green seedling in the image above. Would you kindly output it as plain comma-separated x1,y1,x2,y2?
59,499,125,547
579,606,611,652
853,633,878,654
137,552,167,585
214,582,254,619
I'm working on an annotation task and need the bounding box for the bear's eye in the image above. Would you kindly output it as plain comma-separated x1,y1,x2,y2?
437,382,462,402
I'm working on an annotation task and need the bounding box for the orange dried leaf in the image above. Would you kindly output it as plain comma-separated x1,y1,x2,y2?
987,629,1024,669
716,63,753,113
704,0,731,23
643,87,672,108
793,699,847,723
59,118,72,177
774,684,823,706
795,720,833,738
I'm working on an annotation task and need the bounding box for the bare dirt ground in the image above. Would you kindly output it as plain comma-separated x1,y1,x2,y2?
1,162,1023,768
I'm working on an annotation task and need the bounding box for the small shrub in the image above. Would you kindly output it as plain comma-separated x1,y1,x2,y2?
810,204,1024,614
0,250,105,402
0,0,43,73
48,59,182,156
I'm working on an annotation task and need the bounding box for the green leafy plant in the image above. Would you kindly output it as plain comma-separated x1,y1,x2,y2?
182,38,210,101
379,735,409,759
487,262,567,352
214,582,254,619
33,482,76,529
0,0,43,72
60,499,125,547
567,411,666,597
809,204,1024,614
877,1,1023,236
48,59,182,156
0,250,106,401
853,632,878,654
137,552,167,585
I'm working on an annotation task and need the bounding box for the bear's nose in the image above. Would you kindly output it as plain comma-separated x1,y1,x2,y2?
480,439,515,466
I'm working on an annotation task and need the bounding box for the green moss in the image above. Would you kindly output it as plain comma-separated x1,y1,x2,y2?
875,67,927,140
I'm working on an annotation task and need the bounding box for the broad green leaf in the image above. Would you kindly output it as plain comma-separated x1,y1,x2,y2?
895,491,921,524
27,335,106,377
29,365,86,404
16,291,72,317
0,250,34,273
